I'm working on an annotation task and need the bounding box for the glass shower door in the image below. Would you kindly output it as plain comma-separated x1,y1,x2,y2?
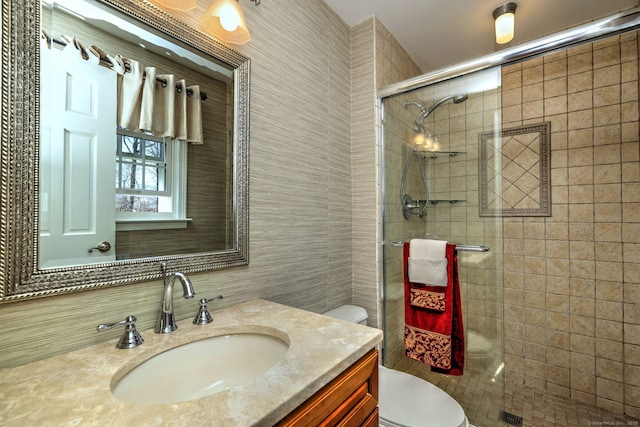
381,67,505,427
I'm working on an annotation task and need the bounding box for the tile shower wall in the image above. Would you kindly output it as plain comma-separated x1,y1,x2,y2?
500,31,640,417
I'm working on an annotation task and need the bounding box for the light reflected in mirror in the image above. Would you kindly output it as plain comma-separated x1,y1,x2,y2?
0,0,249,302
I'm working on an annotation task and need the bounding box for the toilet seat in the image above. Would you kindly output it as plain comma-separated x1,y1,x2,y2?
378,365,469,427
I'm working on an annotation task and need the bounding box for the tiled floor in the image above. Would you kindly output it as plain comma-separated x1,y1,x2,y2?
393,356,640,427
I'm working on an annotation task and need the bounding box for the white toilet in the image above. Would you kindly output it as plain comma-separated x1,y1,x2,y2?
323,305,470,427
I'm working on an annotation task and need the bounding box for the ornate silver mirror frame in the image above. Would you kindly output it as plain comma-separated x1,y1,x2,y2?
0,0,250,303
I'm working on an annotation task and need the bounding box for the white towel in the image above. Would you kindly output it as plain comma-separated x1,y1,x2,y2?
408,239,448,287
410,238,446,259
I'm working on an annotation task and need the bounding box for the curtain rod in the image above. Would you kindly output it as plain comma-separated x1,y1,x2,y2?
46,35,208,101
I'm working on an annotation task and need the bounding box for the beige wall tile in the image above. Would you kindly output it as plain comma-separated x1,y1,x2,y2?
596,280,624,302
622,61,639,83
571,278,596,297
597,338,624,361
596,319,623,341
625,343,640,365
568,52,593,75
548,347,571,367
596,358,624,382
569,90,593,111
571,315,596,336
572,370,596,393
597,377,624,403
594,105,621,127
594,203,622,222
595,125,621,145
593,146,621,165
595,242,623,261
522,64,543,85
593,45,621,69
622,223,640,243
593,64,621,88
568,109,594,130
544,58,568,80
568,70,594,93
625,303,640,324
548,365,571,387
547,330,571,350
523,82,543,102
593,85,620,107
547,313,571,334
595,223,622,243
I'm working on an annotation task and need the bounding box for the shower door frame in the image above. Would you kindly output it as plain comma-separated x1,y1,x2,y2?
378,7,640,100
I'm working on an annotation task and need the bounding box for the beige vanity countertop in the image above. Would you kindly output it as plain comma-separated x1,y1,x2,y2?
0,299,382,427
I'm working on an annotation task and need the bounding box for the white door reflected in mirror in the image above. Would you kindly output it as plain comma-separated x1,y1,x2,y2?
39,47,116,268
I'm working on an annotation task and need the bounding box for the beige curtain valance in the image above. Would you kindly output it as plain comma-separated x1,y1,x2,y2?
45,32,204,145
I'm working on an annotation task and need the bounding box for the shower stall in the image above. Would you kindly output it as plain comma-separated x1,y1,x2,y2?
378,7,640,425
381,67,506,425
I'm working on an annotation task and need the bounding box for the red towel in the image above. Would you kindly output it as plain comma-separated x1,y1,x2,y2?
403,242,465,375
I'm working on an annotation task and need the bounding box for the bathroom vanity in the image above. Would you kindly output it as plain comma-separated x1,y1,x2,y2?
0,299,382,426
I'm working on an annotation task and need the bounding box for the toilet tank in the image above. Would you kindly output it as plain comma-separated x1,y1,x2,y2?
323,305,368,325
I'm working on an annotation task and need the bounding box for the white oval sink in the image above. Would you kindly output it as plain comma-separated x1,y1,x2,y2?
112,332,289,405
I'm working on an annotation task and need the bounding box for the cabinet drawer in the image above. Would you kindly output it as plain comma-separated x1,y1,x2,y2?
276,349,378,427
334,393,377,427
320,382,369,426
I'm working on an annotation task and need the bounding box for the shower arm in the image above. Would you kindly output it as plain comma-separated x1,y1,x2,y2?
414,95,455,129
406,94,468,132
404,101,427,133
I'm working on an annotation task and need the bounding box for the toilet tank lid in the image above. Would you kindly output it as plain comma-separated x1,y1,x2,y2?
323,305,368,324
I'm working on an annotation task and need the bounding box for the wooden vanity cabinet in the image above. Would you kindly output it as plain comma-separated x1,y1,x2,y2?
276,349,379,427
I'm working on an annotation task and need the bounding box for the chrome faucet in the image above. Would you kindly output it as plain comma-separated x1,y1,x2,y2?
155,262,195,334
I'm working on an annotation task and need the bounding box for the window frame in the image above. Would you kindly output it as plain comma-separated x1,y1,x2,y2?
115,129,191,231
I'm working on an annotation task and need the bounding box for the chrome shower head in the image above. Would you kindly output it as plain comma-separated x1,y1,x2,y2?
405,94,469,134
418,93,469,124
453,94,469,104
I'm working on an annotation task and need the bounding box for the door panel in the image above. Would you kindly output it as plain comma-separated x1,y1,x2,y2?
39,49,117,268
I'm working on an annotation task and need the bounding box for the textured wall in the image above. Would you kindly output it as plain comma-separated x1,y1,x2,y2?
501,32,640,417
350,18,379,328
351,17,423,330
0,0,355,369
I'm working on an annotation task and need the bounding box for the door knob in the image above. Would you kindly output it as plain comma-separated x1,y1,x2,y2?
88,241,111,253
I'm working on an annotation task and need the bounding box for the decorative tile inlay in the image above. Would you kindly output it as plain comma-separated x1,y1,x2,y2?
479,122,551,217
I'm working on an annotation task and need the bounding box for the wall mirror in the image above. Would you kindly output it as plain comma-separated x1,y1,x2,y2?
0,0,250,302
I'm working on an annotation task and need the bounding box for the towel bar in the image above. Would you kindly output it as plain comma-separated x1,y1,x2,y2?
389,241,490,252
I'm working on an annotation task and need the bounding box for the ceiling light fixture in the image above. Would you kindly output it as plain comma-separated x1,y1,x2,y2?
493,2,517,44
148,0,197,12
201,0,261,45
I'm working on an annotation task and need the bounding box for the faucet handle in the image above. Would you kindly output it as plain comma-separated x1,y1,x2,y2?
97,315,144,349
193,295,223,325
